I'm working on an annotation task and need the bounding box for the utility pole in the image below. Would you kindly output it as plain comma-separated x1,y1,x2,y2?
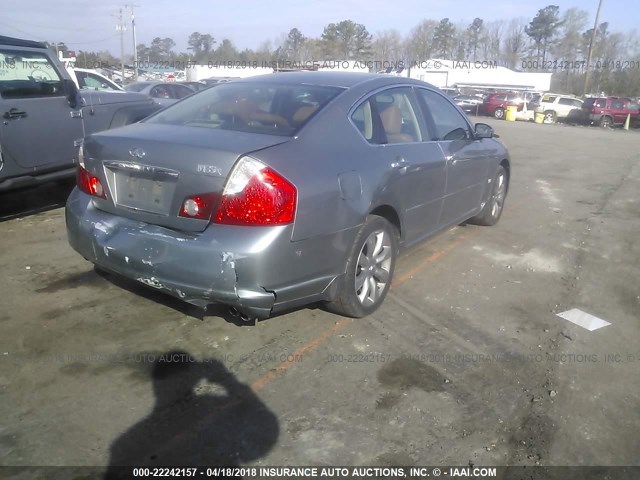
126,4,140,81
583,0,604,96
114,8,126,84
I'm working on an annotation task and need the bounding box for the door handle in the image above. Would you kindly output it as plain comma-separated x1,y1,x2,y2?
3,108,27,120
446,155,457,165
390,157,408,174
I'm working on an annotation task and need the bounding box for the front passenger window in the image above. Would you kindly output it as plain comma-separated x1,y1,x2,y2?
418,89,471,141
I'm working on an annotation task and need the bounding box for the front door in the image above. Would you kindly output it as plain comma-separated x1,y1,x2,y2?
0,48,82,170
416,88,491,226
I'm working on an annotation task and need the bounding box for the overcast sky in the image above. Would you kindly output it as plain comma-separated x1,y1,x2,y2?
1,0,637,56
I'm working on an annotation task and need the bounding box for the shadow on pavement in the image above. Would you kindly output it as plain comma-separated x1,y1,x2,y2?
104,351,279,479
0,180,75,222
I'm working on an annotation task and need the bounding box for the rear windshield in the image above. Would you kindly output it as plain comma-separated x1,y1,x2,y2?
145,82,344,136
124,83,148,92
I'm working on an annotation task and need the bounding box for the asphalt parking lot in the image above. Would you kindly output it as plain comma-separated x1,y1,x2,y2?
1,119,639,475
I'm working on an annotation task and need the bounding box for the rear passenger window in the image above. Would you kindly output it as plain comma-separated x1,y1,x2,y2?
172,85,194,99
373,88,423,144
558,98,574,105
351,87,424,144
418,89,471,141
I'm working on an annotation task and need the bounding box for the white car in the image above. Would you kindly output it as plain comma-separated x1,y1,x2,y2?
534,94,583,124
70,68,123,91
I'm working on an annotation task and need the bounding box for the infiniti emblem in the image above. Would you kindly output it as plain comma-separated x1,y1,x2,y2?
129,147,146,159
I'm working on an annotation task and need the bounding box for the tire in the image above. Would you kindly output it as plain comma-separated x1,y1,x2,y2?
494,108,505,119
543,111,556,124
468,165,508,226
599,116,612,128
326,215,398,318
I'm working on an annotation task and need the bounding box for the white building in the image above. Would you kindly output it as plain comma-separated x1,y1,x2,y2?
388,59,552,92
186,64,273,82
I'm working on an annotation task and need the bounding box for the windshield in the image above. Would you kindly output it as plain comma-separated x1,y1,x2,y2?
144,81,344,136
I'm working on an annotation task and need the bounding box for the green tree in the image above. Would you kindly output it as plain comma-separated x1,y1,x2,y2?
321,20,372,59
433,18,456,59
283,28,306,61
467,18,484,61
214,39,239,60
149,37,176,59
187,32,216,61
525,5,563,64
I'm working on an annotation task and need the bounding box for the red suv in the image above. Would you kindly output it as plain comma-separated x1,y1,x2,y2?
482,93,523,119
581,97,640,128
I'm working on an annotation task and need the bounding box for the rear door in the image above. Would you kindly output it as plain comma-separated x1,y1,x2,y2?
610,99,626,123
417,87,490,225
556,97,577,118
0,47,82,169
350,87,447,243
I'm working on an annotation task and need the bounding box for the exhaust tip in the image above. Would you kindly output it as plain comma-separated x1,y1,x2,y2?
228,306,257,324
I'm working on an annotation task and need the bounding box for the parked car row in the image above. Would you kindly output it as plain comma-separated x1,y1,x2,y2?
452,87,639,128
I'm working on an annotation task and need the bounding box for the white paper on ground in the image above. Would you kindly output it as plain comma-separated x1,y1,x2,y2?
556,308,611,331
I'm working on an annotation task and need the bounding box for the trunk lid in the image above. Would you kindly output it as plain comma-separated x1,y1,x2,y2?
83,123,290,232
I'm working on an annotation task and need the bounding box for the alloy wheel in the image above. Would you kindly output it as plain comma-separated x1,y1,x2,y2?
491,171,507,219
354,230,392,307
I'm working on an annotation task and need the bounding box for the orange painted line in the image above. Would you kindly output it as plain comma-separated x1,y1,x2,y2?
251,316,351,392
250,231,473,392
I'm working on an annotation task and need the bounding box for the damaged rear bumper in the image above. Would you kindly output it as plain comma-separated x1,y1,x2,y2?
65,189,288,318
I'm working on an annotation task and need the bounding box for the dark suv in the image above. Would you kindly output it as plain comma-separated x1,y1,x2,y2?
0,36,162,191
482,93,523,119
581,97,640,128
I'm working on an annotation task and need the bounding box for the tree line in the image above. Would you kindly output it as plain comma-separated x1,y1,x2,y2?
49,5,640,96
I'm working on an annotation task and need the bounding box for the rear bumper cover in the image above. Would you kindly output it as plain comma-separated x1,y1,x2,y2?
66,189,350,318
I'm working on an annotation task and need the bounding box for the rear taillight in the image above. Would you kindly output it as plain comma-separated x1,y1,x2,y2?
76,143,106,199
179,193,217,220
77,165,106,198
214,157,296,226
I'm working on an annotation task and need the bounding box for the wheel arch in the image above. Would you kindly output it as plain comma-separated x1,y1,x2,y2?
369,204,402,240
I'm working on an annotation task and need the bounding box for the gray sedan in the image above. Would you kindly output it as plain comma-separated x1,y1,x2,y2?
66,72,510,321
123,81,195,106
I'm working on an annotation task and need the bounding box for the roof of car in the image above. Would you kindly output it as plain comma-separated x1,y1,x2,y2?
0,35,47,49
239,71,414,88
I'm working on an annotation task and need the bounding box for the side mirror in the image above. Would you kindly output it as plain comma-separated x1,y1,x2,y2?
475,123,495,139
63,79,79,109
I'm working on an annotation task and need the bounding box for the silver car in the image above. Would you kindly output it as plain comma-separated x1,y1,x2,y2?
66,72,510,320
124,81,195,106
